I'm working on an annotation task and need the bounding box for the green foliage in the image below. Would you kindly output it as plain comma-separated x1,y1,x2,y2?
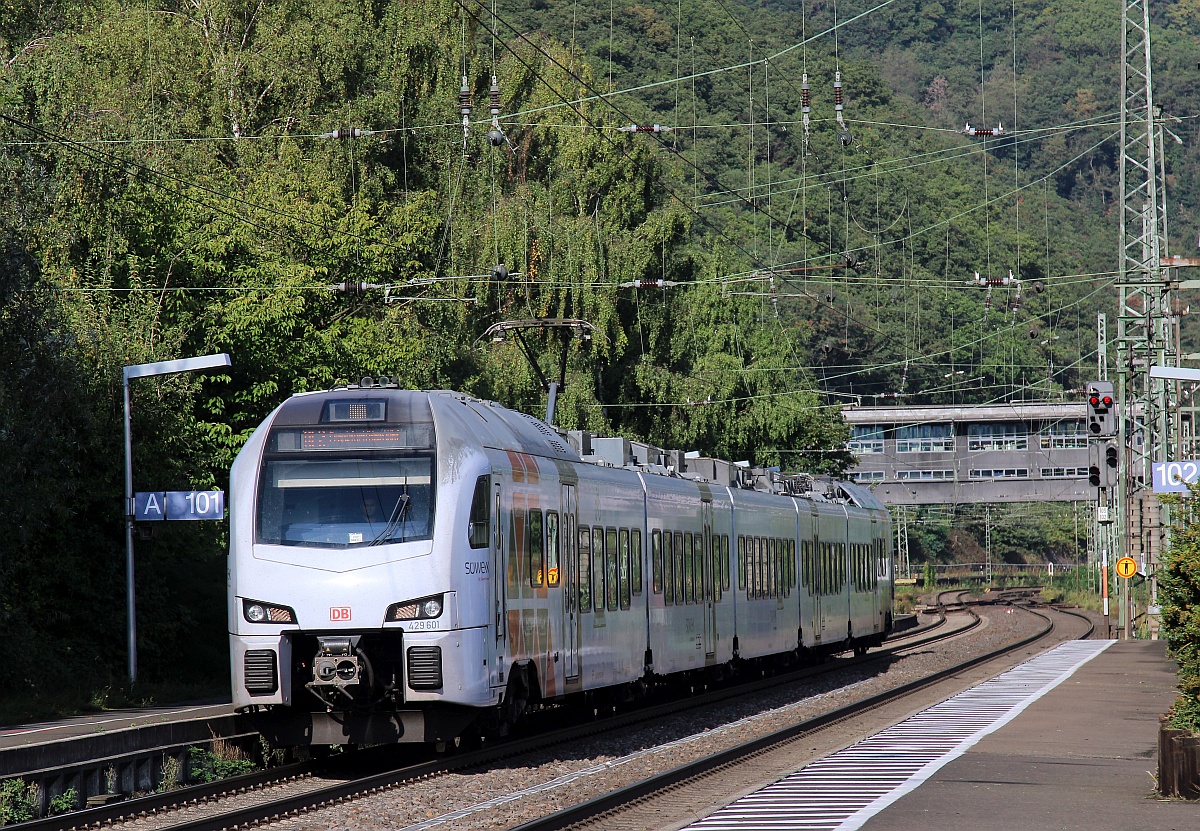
0,779,39,824
0,0,1182,707
185,746,258,784
47,788,77,816
1160,493,1200,733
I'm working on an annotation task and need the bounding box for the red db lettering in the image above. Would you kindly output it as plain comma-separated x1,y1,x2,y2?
330,607,352,622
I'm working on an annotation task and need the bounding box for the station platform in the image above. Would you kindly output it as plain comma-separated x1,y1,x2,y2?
688,639,1194,831
0,701,239,778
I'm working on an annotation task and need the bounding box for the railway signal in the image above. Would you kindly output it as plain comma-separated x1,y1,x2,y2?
1087,438,1119,489
1085,380,1117,437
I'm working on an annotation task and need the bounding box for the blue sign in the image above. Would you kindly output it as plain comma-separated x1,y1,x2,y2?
1152,461,1200,494
135,490,225,520
135,491,166,521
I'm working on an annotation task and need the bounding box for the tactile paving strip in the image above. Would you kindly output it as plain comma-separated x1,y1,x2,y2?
686,639,1114,831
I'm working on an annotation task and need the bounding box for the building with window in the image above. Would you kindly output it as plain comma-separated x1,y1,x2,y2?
842,403,1091,505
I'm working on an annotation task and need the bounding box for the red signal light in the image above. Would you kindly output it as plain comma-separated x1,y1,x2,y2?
1089,395,1100,407
1102,395,1113,407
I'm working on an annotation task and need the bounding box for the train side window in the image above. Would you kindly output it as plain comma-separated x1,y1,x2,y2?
593,526,607,613
772,537,782,598
577,527,592,612
606,528,619,611
700,533,710,602
722,535,731,592
789,540,797,595
765,538,773,598
546,512,560,587
631,529,643,596
779,539,787,597
744,537,753,598
529,509,544,587
618,528,631,609
757,537,766,599
468,476,490,548
761,537,769,599
652,530,664,594
776,538,784,598
682,532,694,604
693,533,704,604
710,535,720,600
737,536,746,590
746,537,755,599
674,531,685,603
663,530,675,605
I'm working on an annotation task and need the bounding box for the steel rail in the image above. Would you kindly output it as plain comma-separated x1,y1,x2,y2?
507,606,1084,831
28,607,984,831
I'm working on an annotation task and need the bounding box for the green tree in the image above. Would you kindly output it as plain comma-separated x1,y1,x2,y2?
1160,493,1200,732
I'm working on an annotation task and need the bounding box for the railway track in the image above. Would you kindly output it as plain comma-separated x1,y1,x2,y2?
510,603,1095,831
21,603,982,831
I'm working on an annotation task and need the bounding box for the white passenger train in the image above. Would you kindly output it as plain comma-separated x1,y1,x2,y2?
229,384,894,745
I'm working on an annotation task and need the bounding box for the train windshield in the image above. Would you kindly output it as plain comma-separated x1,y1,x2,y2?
256,423,435,548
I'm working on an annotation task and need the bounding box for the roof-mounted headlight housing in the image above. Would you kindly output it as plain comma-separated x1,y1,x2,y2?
386,595,444,622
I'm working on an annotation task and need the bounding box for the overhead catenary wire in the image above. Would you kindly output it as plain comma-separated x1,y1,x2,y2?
15,0,1116,408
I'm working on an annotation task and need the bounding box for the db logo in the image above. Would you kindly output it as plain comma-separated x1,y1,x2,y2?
330,606,352,622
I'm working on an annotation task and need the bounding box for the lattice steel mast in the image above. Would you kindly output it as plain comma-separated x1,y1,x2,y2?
1118,0,1177,614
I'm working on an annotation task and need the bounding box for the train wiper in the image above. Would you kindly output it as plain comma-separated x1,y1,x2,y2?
370,494,411,545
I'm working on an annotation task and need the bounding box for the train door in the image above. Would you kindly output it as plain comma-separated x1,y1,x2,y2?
562,484,580,679
869,519,880,626
702,500,715,657
492,483,507,682
809,506,823,643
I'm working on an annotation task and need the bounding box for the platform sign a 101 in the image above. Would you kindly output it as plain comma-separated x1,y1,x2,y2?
1152,461,1200,494
135,490,225,520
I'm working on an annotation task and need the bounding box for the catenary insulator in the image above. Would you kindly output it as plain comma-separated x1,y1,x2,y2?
834,72,852,146
618,123,672,133
459,77,472,118
962,121,1005,137
321,128,366,139
487,76,506,148
459,76,472,143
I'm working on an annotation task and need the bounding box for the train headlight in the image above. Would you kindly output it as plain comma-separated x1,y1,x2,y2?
242,599,297,624
386,594,444,622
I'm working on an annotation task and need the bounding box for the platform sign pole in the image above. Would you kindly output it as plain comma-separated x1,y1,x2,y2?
123,353,230,685
123,376,136,685
1126,574,1133,640
1101,542,1110,638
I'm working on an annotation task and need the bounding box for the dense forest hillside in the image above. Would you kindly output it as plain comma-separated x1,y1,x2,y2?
0,0,1196,702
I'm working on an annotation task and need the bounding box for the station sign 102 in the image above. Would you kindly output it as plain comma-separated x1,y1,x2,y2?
135,490,225,521
1152,461,1200,494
